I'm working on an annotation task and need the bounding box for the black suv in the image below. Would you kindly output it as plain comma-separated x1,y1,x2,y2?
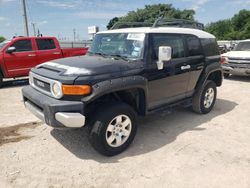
22,24,222,156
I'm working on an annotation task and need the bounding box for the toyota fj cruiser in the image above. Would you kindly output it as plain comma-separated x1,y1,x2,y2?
22,19,223,156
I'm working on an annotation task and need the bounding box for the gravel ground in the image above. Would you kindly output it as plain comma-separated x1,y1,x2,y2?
0,77,250,188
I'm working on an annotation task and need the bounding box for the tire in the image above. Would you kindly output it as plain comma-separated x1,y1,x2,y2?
192,80,217,114
89,102,137,156
0,75,3,88
224,73,230,78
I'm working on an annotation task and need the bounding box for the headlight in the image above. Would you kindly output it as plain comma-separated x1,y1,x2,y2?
29,73,34,86
51,81,63,99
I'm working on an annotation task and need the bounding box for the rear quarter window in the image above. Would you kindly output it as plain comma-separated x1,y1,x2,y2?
36,39,56,50
186,36,202,56
200,38,219,56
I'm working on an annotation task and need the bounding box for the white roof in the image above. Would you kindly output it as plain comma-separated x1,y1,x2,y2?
241,39,250,42
98,27,215,39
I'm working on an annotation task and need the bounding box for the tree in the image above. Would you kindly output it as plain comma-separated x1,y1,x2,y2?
205,9,250,40
0,36,5,43
107,4,195,29
107,17,119,30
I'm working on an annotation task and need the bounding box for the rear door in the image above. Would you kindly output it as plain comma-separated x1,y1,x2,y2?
145,33,190,110
35,38,62,65
3,39,37,77
185,35,205,95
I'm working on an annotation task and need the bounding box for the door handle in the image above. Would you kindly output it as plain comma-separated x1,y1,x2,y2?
181,65,191,70
53,52,60,55
28,54,36,57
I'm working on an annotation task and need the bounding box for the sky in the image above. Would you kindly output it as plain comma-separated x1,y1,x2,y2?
0,0,250,40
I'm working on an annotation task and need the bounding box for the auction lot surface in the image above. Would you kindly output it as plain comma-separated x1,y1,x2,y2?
0,77,250,188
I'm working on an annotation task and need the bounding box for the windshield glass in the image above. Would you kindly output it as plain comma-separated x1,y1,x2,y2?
89,33,145,60
0,40,10,49
234,41,250,51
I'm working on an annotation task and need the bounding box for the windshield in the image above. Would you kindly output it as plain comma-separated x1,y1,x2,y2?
89,33,145,60
0,40,10,49
234,41,250,51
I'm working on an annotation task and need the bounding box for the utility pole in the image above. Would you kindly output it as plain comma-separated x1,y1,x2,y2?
73,28,76,41
21,0,29,36
31,23,36,36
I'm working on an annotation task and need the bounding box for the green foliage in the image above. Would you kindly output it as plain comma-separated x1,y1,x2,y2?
0,36,6,43
107,4,195,29
205,9,250,40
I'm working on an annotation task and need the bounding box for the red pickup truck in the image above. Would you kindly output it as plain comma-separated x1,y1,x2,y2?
0,36,88,87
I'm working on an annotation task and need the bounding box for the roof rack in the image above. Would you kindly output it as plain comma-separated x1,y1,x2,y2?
152,18,204,30
111,22,153,30
110,18,204,30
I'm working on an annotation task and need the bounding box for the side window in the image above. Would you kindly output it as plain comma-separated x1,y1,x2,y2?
36,39,56,50
201,38,219,56
11,40,32,52
150,34,185,60
186,36,202,56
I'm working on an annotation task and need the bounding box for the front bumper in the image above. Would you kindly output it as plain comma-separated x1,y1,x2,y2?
22,86,86,129
222,64,250,76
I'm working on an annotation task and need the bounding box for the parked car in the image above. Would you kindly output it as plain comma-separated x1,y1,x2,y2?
218,44,227,54
22,22,222,156
0,36,88,87
221,40,250,78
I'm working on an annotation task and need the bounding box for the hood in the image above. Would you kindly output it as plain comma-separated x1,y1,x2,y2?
32,55,143,84
222,51,250,59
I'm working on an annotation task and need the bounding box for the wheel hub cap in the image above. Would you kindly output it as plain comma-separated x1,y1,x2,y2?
106,115,132,147
204,88,215,108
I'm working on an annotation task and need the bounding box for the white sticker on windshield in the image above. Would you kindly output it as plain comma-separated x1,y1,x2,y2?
127,33,145,41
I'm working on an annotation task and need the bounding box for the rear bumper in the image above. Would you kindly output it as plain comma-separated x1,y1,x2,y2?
22,86,86,129
222,64,250,76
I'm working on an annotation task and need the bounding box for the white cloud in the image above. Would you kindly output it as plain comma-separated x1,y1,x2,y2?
37,20,48,26
37,0,78,9
74,11,126,19
190,0,210,11
0,16,8,21
0,0,15,3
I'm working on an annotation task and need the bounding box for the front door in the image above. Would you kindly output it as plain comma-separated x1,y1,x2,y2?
3,39,37,77
145,33,190,110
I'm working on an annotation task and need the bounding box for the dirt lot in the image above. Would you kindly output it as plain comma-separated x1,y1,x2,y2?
0,77,250,188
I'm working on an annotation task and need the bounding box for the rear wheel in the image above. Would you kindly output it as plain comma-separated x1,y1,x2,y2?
192,80,217,114
89,102,137,156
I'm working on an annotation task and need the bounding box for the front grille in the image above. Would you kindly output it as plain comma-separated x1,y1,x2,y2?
33,77,51,92
29,72,59,98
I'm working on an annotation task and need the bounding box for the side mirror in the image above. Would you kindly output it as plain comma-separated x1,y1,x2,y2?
6,46,16,54
156,46,172,70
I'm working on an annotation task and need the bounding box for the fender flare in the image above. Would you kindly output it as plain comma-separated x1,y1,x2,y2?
196,62,223,89
82,75,148,104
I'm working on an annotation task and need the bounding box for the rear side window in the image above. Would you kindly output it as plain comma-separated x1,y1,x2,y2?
201,38,219,56
11,40,32,52
150,34,185,59
36,39,56,50
186,36,202,56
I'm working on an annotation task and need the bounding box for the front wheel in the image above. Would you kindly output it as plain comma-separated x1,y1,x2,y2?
89,103,137,156
0,75,3,88
192,80,217,114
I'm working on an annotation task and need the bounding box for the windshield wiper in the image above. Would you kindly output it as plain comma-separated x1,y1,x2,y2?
88,51,108,58
108,54,129,61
